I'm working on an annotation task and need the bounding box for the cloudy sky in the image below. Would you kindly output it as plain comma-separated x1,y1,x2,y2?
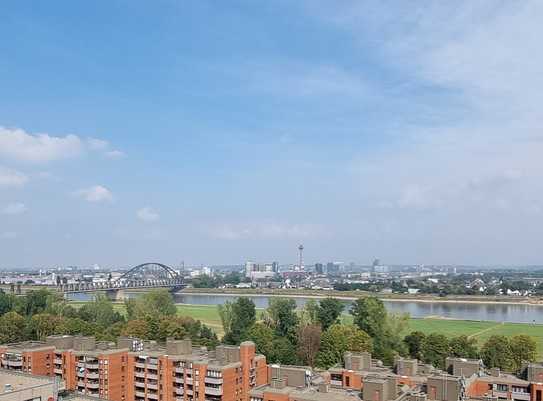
1,1,542,268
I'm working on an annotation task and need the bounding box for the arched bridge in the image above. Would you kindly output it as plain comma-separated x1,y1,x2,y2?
57,262,185,294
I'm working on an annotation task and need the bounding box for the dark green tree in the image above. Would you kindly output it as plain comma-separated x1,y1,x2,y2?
510,335,537,372
0,311,27,343
222,298,256,344
247,322,275,356
449,335,479,359
481,335,514,371
404,331,426,360
316,324,372,369
317,298,344,330
268,337,297,365
267,298,299,338
421,333,449,369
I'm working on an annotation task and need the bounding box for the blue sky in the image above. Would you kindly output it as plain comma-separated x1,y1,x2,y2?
1,1,543,268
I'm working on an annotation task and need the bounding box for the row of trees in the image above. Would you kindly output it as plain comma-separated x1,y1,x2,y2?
217,295,538,373
405,330,537,372
217,296,406,368
0,289,218,347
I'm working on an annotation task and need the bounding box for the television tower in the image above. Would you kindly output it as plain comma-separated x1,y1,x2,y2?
298,244,304,270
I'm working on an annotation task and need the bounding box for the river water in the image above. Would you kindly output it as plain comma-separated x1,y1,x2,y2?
69,291,543,324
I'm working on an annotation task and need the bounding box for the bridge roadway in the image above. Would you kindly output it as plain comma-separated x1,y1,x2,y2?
0,278,185,295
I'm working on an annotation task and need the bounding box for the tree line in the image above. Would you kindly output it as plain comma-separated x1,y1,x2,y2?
218,296,538,372
0,289,218,347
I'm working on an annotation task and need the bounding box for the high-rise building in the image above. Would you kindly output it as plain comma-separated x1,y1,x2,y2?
315,263,324,274
245,262,278,280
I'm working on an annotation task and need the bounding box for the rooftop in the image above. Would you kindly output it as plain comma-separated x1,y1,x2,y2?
0,369,56,396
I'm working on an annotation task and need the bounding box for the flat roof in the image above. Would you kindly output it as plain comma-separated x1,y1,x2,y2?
0,369,55,394
250,384,362,401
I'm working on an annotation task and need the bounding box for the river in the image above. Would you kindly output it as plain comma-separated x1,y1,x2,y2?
69,291,543,324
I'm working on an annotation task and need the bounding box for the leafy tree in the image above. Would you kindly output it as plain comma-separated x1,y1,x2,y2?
268,337,297,365
267,298,299,339
247,323,275,356
122,319,150,338
0,311,26,343
57,318,99,336
128,290,177,319
316,324,372,369
404,331,426,360
350,297,387,338
29,313,63,340
223,298,256,344
317,298,344,330
449,335,479,359
299,299,319,326
481,335,514,371
0,292,16,316
297,324,322,367
351,297,406,364
218,301,234,338
421,333,449,369
20,289,51,316
510,335,537,372
79,294,124,327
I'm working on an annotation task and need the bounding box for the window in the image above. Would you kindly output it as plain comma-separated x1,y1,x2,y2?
536,390,542,401
496,384,508,392
346,376,350,387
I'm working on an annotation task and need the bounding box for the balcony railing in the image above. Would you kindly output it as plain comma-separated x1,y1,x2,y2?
205,387,223,396
147,373,158,380
86,382,100,389
204,377,223,385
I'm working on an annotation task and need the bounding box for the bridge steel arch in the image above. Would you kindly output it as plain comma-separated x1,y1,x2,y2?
117,262,180,281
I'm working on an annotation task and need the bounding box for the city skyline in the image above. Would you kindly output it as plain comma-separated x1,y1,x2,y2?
2,1,543,267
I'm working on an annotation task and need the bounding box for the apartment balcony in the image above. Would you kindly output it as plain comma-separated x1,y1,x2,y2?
135,362,145,369
175,376,184,384
86,381,100,389
147,393,159,400
185,377,193,385
186,389,194,395
54,368,63,375
8,360,23,367
86,372,99,380
176,397,184,401
205,387,222,396
512,392,531,401
175,367,184,374
135,391,146,398
176,388,184,396
54,358,62,365
78,381,85,387
86,362,99,370
77,362,85,368
147,383,158,390
135,371,145,378
77,371,85,378
135,381,145,388
204,377,223,385
330,380,343,387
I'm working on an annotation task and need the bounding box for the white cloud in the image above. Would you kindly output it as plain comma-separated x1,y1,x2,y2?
0,166,28,188
105,150,126,159
2,202,27,215
137,207,160,223
87,138,109,151
0,126,83,162
73,185,113,203
1,232,17,240
206,221,325,240
0,126,126,163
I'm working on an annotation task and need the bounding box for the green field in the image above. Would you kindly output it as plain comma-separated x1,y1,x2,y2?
69,302,543,357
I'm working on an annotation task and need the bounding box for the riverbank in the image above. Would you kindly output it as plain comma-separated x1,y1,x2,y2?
180,287,543,306
68,301,543,357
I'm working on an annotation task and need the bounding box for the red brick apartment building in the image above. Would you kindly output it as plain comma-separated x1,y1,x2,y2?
1,336,267,401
